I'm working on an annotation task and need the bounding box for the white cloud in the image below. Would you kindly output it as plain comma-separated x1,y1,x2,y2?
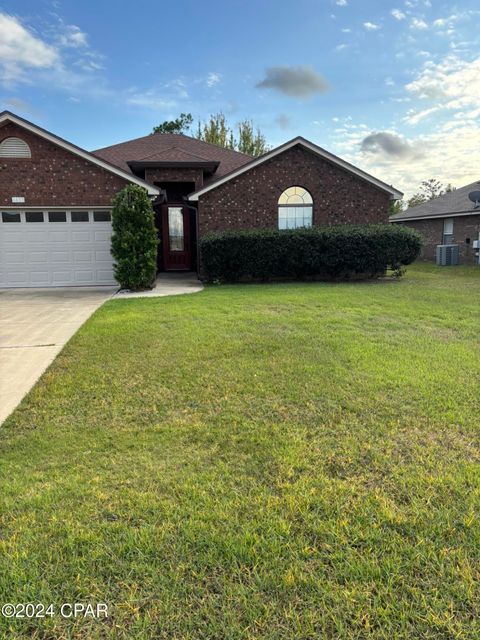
410,18,428,29
341,27,351,33
336,43,348,51
391,9,406,20
165,76,188,98
125,88,177,110
332,120,480,198
0,13,58,83
0,11,110,101
432,14,464,29
335,0,348,5
74,58,104,72
404,55,480,125
206,72,221,87
363,22,381,31
405,55,480,110
58,25,87,48
403,105,440,124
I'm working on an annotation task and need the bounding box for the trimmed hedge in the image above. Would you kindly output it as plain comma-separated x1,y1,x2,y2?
200,224,422,283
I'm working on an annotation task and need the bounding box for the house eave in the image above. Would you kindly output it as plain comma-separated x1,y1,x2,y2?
390,209,480,223
128,160,219,173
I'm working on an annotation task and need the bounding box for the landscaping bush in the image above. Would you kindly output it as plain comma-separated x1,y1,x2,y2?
111,185,158,290
200,224,422,283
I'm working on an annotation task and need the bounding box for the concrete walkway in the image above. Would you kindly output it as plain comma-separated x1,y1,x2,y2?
113,272,203,299
0,287,115,424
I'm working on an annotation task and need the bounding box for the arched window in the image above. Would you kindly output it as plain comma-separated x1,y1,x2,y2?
278,186,313,229
0,137,31,158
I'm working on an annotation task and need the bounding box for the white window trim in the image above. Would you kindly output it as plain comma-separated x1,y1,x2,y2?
278,186,313,229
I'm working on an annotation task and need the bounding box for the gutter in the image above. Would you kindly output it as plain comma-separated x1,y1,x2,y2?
391,209,480,223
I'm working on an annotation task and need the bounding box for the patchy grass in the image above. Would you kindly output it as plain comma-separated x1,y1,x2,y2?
1,263,479,639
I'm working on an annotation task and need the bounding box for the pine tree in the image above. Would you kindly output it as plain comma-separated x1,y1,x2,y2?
152,113,193,134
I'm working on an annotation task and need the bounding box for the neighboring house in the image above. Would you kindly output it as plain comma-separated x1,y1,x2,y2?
390,182,480,265
0,111,402,288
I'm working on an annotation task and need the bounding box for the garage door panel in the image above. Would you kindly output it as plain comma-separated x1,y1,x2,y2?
0,211,116,287
4,251,25,264
51,251,71,262
94,230,111,242
72,231,92,242
73,251,93,263
5,271,29,285
3,230,23,243
25,230,48,243
97,270,115,282
29,252,49,263
30,272,50,285
52,270,74,283
48,231,69,242
94,250,112,262
74,271,95,283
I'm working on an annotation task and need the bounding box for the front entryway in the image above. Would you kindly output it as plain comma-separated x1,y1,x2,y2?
161,205,192,271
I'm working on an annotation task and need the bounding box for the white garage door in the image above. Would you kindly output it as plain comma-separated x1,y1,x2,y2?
0,209,116,287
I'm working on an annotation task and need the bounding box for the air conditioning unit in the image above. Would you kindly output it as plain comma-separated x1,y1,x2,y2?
436,244,459,266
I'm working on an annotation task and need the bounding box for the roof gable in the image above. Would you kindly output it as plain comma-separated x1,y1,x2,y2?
0,111,159,195
93,133,252,182
188,137,403,201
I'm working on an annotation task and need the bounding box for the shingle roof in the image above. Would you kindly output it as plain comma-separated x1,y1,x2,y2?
92,133,252,184
390,180,480,221
134,147,214,163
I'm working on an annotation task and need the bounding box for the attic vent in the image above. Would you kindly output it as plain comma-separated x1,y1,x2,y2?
0,137,31,158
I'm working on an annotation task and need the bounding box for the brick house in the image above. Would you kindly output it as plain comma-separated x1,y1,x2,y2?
0,111,402,287
390,182,480,265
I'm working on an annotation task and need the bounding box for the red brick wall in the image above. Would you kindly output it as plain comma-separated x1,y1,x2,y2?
144,167,203,191
197,145,391,236
396,216,480,265
0,122,130,207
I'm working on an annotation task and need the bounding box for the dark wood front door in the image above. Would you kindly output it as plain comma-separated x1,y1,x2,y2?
161,205,191,271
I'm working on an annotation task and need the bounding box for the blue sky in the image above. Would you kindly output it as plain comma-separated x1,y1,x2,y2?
1,0,480,197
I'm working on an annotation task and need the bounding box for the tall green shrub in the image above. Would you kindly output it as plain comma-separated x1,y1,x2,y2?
200,225,422,283
111,185,158,290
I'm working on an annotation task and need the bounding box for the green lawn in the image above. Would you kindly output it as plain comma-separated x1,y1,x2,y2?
1,263,480,639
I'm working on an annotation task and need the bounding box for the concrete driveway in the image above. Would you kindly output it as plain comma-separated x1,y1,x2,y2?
0,287,115,424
